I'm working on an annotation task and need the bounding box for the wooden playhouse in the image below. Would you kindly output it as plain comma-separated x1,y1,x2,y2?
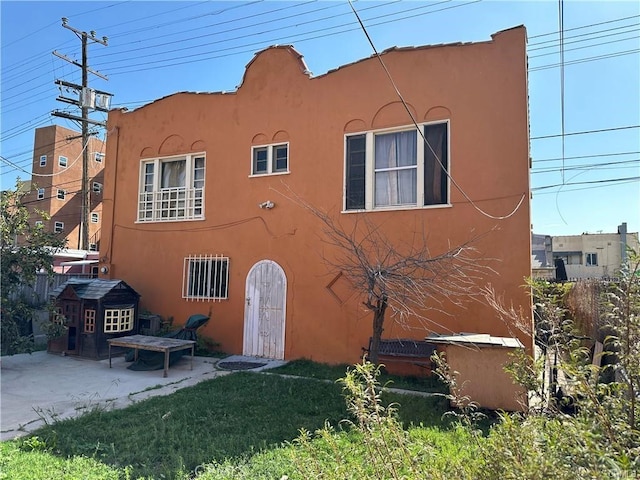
48,278,140,359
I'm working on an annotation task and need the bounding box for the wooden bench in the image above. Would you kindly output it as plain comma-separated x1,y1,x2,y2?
364,338,436,369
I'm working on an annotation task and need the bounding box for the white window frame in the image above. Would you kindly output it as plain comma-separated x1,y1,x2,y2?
56,189,66,200
94,152,104,163
137,153,205,223
250,143,289,176
91,212,99,223
35,220,43,227
586,253,598,266
343,120,450,212
182,254,229,301
103,307,134,333
89,243,98,252
92,182,103,194
37,188,45,200
39,155,47,167
54,221,64,233
59,156,68,167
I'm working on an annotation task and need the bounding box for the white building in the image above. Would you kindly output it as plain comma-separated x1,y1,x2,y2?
551,223,639,280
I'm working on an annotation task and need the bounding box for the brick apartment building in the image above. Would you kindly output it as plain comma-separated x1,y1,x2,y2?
22,124,105,252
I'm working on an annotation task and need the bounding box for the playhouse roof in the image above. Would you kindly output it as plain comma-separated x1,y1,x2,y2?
50,278,139,300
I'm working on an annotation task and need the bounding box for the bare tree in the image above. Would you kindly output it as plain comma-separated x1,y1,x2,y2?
283,191,492,364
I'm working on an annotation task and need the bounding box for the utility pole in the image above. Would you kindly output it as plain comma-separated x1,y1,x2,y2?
52,18,111,251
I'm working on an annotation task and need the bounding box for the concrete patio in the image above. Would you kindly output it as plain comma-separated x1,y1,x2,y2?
0,350,285,441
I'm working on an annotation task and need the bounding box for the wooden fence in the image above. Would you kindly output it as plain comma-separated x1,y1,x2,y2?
10,272,95,306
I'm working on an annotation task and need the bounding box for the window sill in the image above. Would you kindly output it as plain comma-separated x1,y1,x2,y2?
135,217,205,224
341,203,452,214
248,171,290,178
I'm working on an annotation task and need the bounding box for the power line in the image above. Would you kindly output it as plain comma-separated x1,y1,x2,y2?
533,178,638,196
347,0,525,221
531,125,640,140
528,20,640,47
532,176,640,191
528,14,640,39
528,47,640,72
533,150,640,163
531,158,640,174
529,34,640,59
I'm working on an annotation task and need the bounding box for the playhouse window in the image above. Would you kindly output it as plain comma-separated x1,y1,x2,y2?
345,121,449,211
84,309,96,333
138,153,205,222
183,254,229,301
104,307,134,333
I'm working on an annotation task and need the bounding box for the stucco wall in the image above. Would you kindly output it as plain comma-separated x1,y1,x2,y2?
443,344,527,411
100,26,532,366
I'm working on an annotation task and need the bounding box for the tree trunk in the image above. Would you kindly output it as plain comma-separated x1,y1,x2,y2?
368,298,387,365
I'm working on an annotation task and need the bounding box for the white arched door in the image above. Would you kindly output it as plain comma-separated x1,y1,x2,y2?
243,260,287,359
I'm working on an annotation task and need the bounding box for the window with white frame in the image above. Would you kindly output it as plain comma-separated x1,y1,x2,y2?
89,243,98,252
93,182,103,194
57,189,66,200
104,306,134,333
183,254,229,301
138,154,205,222
54,221,64,233
40,155,47,167
59,156,68,167
345,121,449,211
35,220,43,227
94,152,104,163
586,253,598,266
251,143,288,175
91,212,99,223
37,188,45,200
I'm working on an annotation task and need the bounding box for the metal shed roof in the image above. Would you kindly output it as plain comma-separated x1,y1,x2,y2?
50,278,139,300
426,333,524,349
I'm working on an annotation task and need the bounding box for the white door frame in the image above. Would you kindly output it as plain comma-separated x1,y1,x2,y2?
242,259,287,359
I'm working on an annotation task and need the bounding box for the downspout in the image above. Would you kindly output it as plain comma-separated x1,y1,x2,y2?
102,125,119,279
109,126,120,275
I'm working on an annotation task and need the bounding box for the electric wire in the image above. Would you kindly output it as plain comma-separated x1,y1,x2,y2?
531,125,640,140
534,150,640,163
347,0,525,220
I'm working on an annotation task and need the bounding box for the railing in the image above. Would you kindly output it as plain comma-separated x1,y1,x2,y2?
137,186,204,222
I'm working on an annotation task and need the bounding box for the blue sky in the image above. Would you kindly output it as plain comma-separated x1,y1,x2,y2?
1,0,638,236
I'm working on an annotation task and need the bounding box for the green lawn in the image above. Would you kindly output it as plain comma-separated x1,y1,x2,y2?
2,364,455,479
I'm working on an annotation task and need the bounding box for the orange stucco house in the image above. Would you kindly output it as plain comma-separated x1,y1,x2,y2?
99,26,532,373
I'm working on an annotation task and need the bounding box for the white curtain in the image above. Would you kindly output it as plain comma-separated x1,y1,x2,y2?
374,131,417,206
161,159,186,188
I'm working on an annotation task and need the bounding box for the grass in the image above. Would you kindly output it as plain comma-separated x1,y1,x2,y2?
269,358,448,393
2,361,457,479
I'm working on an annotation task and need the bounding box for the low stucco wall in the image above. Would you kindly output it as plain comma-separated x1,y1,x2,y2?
443,344,526,412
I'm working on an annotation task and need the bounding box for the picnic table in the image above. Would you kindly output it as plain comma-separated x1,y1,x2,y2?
108,334,196,377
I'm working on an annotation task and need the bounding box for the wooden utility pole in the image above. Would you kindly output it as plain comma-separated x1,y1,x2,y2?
52,18,111,250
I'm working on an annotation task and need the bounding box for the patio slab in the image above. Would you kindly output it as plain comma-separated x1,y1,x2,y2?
0,351,285,441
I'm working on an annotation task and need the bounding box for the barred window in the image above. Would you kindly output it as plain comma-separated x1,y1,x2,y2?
183,254,229,301
104,307,134,333
84,309,96,333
